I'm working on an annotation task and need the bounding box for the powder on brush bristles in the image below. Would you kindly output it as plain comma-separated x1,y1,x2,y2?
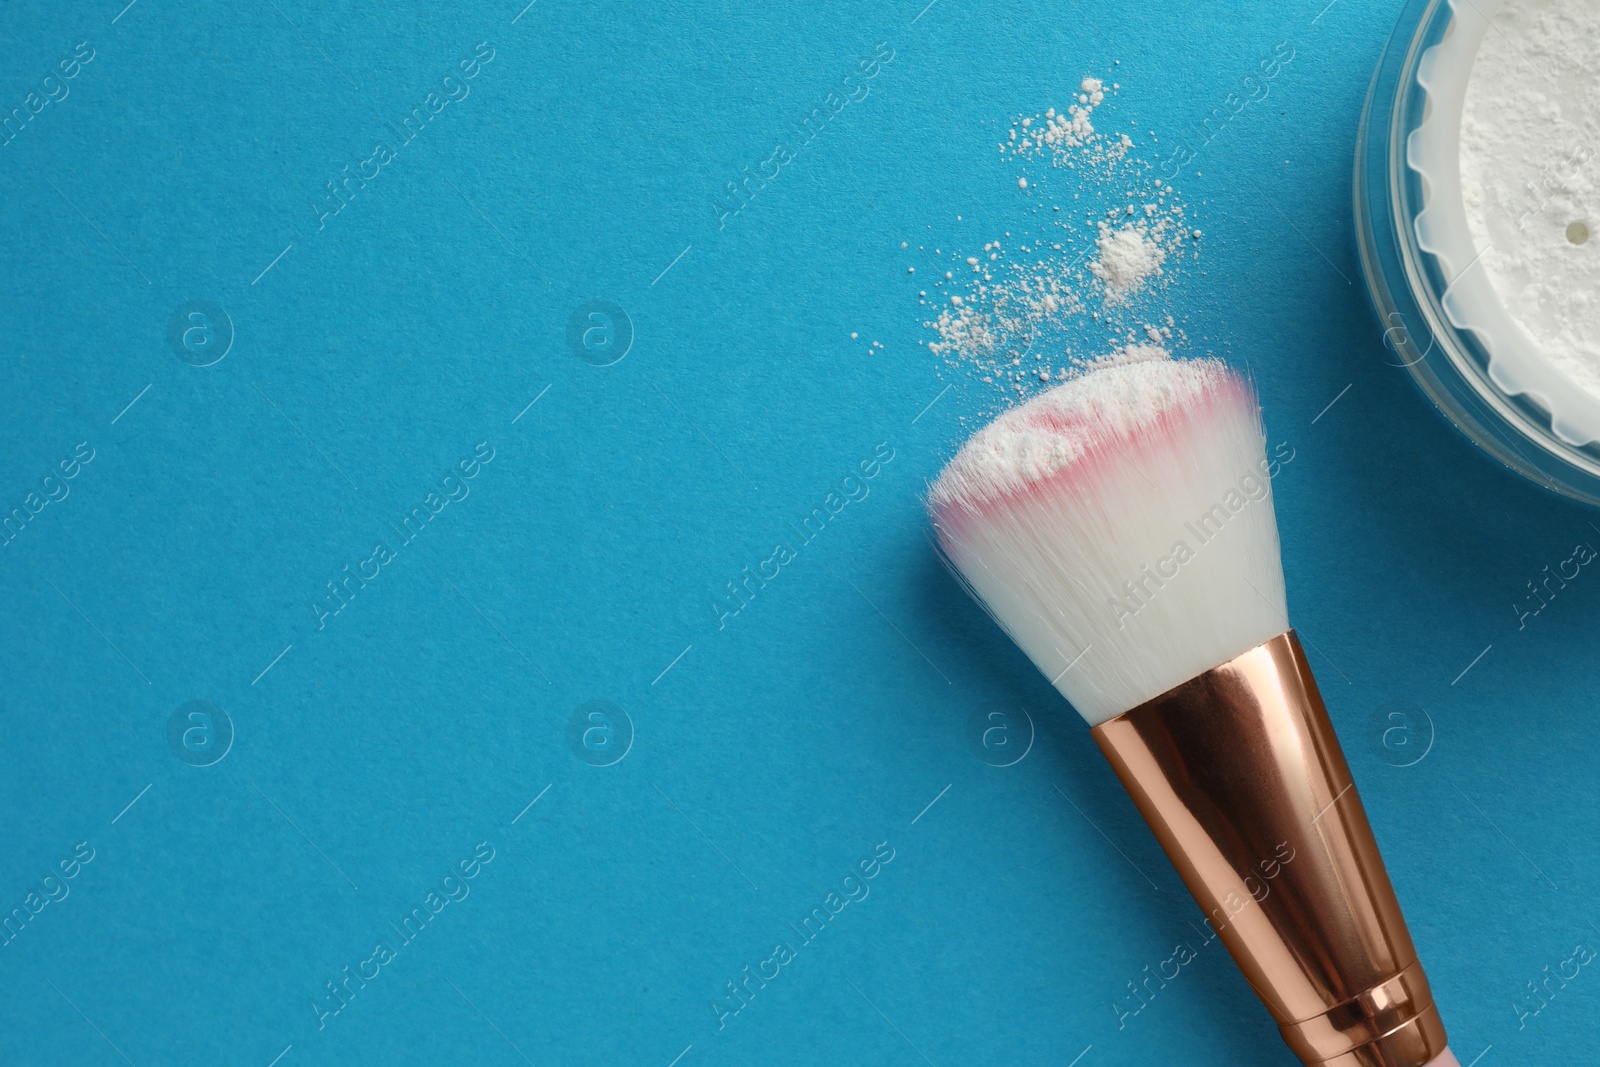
929,358,1288,725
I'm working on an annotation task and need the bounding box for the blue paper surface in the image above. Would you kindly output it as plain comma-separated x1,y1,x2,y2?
1,1,1595,1064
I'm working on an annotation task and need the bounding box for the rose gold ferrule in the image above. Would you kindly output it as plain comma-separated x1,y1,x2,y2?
1090,631,1448,1067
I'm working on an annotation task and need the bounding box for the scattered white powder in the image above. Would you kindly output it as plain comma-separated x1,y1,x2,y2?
1091,221,1167,301
929,355,1223,509
921,72,1194,401
1006,79,1109,164
1461,0,1600,396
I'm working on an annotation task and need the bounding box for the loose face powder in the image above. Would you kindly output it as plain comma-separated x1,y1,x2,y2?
1460,0,1600,398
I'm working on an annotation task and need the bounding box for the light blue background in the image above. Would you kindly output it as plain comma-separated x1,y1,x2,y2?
1,1,1594,1064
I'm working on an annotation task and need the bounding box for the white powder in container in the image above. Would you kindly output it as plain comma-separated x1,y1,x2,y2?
1460,0,1600,397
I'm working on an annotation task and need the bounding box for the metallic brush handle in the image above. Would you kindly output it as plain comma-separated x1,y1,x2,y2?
1091,631,1450,1067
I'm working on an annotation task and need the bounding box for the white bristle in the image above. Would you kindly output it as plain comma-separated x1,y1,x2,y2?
930,358,1288,725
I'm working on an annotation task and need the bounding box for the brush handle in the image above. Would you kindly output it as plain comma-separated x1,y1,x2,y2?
1092,631,1449,1067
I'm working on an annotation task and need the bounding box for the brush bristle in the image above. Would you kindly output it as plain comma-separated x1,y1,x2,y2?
930,358,1288,725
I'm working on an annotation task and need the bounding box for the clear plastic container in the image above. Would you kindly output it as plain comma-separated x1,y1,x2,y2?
1355,0,1600,505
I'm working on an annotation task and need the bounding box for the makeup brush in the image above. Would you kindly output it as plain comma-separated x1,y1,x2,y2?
930,357,1457,1067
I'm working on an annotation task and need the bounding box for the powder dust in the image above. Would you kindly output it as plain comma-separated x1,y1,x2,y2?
916,74,1196,403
